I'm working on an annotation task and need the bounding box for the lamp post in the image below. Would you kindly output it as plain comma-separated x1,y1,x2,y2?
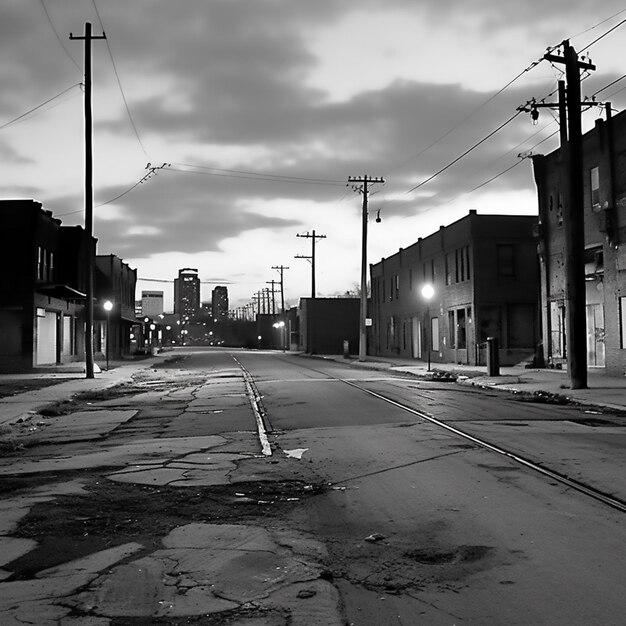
421,284,434,371
103,300,113,371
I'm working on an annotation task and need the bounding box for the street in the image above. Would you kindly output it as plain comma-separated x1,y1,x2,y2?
1,347,625,625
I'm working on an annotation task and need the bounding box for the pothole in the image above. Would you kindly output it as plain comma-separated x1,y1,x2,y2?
405,544,493,565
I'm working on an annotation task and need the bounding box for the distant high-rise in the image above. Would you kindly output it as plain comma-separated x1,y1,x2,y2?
141,290,164,317
174,268,200,319
212,286,229,321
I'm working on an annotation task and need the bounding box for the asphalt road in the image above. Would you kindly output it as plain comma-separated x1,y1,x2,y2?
235,349,626,625
1,346,624,625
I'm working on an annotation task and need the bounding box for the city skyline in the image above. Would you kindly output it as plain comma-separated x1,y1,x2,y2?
2,2,626,307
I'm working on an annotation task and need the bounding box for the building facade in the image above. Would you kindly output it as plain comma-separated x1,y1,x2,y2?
141,290,164,317
174,268,200,320
532,108,626,374
211,285,229,321
298,297,360,355
0,199,91,372
370,211,540,366
95,254,138,360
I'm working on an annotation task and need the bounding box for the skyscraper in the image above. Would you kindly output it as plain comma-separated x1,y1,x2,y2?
174,268,200,319
212,285,229,321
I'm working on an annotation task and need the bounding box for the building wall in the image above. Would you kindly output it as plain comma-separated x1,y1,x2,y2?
174,268,200,319
532,108,626,374
299,298,360,355
370,211,539,366
212,286,229,321
141,291,164,317
95,255,138,359
0,200,89,372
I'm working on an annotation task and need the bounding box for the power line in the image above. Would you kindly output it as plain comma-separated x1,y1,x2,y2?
91,0,149,158
0,83,81,131
39,0,81,71
405,110,523,195
580,15,626,53
138,277,233,284
592,73,626,98
167,163,345,186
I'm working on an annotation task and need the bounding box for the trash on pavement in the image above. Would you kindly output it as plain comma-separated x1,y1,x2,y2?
364,533,386,543
284,448,309,459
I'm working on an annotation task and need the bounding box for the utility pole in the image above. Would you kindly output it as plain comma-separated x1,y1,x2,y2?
544,40,595,389
348,175,385,362
295,230,326,298
266,280,277,315
70,22,106,379
272,265,289,314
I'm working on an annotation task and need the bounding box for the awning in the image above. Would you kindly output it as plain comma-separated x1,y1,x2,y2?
37,284,87,300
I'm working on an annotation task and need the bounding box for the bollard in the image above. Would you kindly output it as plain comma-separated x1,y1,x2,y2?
486,336,500,376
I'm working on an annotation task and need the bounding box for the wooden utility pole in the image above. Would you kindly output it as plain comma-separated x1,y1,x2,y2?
544,40,595,389
70,22,106,379
348,175,385,362
295,230,326,298
266,280,277,315
272,265,289,314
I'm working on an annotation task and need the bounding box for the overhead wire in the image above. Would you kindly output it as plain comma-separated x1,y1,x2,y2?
398,9,626,199
39,0,81,72
167,163,346,187
91,0,149,158
580,15,626,53
0,83,82,131
405,110,523,195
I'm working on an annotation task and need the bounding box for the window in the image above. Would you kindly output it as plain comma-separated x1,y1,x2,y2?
448,311,456,348
409,268,413,291
394,275,399,300
457,309,467,349
590,166,600,209
496,244,515,277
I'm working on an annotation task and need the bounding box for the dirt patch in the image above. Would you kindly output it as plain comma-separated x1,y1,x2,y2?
0,378,68,399
406,545,493,565
5,475,325,580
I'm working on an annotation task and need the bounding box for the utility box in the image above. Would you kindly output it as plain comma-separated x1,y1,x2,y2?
486,336,500,376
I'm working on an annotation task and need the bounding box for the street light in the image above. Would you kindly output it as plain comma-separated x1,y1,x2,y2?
421,284,434,371
103,300,113,371
273,320,286,352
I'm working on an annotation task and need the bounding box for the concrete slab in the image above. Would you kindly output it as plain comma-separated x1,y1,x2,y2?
0,436,227,476
32,410,137,442
107,451,254,487
67,523,339,621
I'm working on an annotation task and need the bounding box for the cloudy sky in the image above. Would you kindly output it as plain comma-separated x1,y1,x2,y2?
2,1,626,312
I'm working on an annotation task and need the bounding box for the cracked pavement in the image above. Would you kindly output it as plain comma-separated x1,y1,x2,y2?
0,362,342,625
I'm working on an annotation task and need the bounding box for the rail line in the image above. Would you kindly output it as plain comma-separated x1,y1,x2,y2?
282,356,626,514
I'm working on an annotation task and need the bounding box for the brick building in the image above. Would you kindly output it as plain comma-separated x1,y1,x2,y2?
370,211,540,366
95,254,138,360
531,108,626,374
0,199,92,371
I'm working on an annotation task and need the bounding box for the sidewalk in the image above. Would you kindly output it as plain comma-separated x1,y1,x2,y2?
0,356,161,426
311,354,626,413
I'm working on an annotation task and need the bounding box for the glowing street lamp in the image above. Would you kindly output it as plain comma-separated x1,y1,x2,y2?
103,300,113,371
421,284,434,371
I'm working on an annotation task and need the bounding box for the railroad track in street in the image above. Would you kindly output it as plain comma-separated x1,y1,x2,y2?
266,356,626,515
